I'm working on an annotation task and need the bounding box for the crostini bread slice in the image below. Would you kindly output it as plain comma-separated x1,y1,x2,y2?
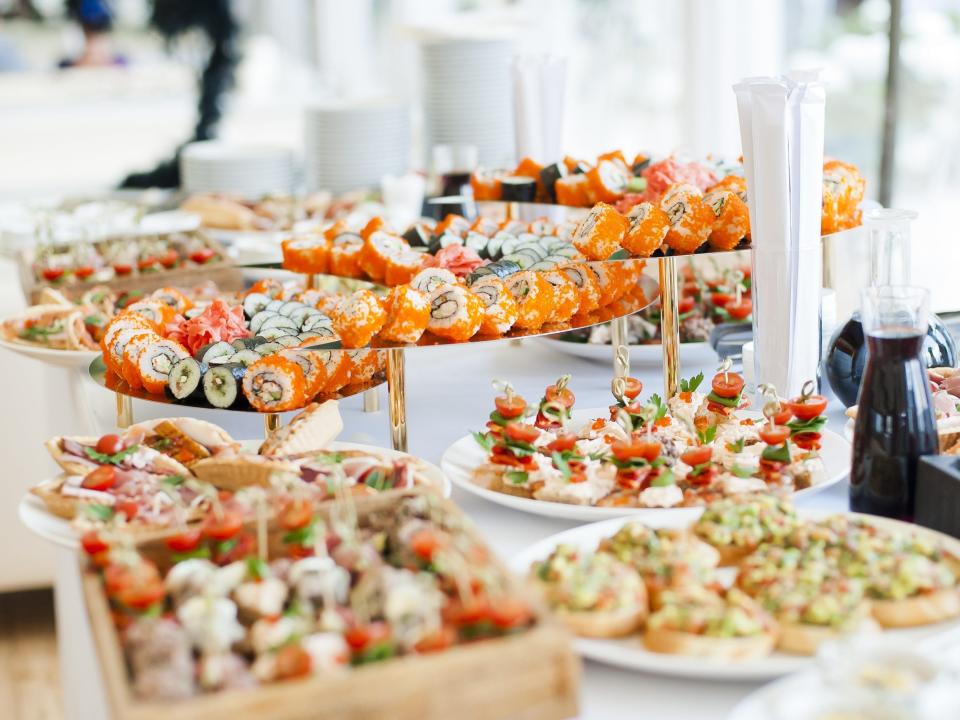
870,588,960,628
642,626,776,660
776,612,880,656
555,604,647,639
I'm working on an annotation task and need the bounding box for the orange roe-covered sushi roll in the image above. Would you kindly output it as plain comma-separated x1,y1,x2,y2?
247,278,285,299
542,270,580,323
346,349,380,384
279,348,329,399
821,160,865,235
136,338,190,395
410,267,458,295
359,230,407,281
660,184,713,254
469,216,500,236
101,315,157,374
379,285,430,344
124,300,175,329
709,174,748,203
585,159,629,204
360,216,386,241
554,175,591,207
704,189,750,251
426,285,484,342
305,349,352,394
121,332,160,390
622,202,670,257
282,234,330,274
323,219,349,243
242,355,307,412
434,214,469,237
383,250,425,287
150,287,192,314
505,271,554,330
561,263,602,314
470,276,519,336
328,233,364,278
571,202,629,261
470,169,503,201
587,262,623,307
332,289,387,348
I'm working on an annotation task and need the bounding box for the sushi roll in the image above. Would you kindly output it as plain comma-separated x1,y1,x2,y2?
470,276,519,336
124,300,176,328
470,169,503,201
561,263,602,314
554,175,591,207
136,338,190,395
168,357,205,400
571,202,629,261
434,213,470,237
500,176,537,203
282,234,330,274
542,270,580,324
821,160,865,235
150,287,192,314
709,174,748,204
631,153,651,175
469,216,500,236
704,189,750,251
121,332,160,390
332,289,386,348
359,230,407,281
309,349,352,393
383,250,425,286
410,267,458,295
346,349,380,384
242,355,307,412
379,286,430,344
102,321,155,375
323,219,349,243
622,202,670,258
528,217,555,236
426,285,484,342
360,216,386,242
279,348,328,399
660,184,713,254
505,271,555,330
586,262,622,307
328,233,364,278
585,159,629,203
539,162,568,203
402,224,432,248
197,341,235,365
204,363,245,409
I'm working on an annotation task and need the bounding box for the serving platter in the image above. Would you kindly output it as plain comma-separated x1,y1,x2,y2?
509,510,960,681
18,440,452,551
534,336,716,367
0,338,100,369
441,408,851,522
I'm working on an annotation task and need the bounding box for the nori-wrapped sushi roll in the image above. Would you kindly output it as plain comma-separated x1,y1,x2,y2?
196,341,234,365
402,224,432,248
167,358,206,400
484,259,522,280
500,176,537,202
539,162,568,203
203,363,245,409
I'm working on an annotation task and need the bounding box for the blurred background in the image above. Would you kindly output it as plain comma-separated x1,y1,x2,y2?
0,0,957,306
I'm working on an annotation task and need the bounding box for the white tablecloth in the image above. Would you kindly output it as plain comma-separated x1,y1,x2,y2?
42,337,851,720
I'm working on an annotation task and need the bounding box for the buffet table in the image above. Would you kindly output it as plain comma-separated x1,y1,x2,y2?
40,338,850,720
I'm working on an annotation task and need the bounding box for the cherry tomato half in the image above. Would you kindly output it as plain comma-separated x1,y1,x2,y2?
611,439,661,463
165,528,203,553
711,292,733,308
81,530,109,556
725,299,752,320
137,257,157,272
158,249,179,269
680,446,713,466
494,395,527,419
678,296,695,314
504,423,540,444
344,621,391,651
409,528,443,561
415,625,457,653
544,384,576,409
117,578,165,611
793,432,822,451
788,395,828,421
622,377,643,400
95,434,125,456
82,465,117,491
546,433,578,453
115,499,139,521
278,498,312,531
190,249,216,264
759,425,791,445
41,267,65,282
112,263,133,276
73,265,95,280
275,643,313,679
202,509,244,541
490,597,532,629
772,403,793,426
711,373,745,399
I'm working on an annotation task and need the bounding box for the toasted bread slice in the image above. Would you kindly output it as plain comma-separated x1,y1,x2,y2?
643,626,776,660
871,588,960,628
259,401,343,458
191,454,300,490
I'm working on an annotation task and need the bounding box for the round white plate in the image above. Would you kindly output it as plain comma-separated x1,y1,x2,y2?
510,510,960,681
20,440,450,549
0,338,100,369
535,336,717,367
441,408,850,523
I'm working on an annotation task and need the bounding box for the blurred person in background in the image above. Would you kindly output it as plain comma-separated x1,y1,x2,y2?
59,0,126,68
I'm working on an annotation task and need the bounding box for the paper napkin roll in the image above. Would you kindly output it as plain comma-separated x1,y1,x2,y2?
734,73,825,398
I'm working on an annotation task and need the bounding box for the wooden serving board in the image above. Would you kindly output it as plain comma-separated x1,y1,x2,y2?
81,489,580,720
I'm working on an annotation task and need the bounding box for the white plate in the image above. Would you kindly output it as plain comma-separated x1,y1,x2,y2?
441,408,850,523
0,338,100,369
20,440,450,550
535,336,717,367
510,510,960,681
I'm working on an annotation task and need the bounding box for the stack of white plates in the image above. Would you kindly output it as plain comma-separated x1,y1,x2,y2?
304,101,411,194
420,37,515,167
180,142,295,197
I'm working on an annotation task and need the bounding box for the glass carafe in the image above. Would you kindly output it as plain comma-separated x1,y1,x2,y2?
825,209,957,407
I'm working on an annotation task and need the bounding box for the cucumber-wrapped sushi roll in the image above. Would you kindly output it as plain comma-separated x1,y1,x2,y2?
470,276,519,336
328,232,364,278
282,234,330,274
242,355,307,412
660,184,713,254
379,286,430,344
704,189,750,251
203,363,246,408
505,271,555,330
279,348,328,399
383,250,425,286
542,270,580,323
332,289,386,348
572,203,629,261
359,230,407,282
167,357,206,400
427,285,484,342
622,202,670,257
136,338,190,395
561,263,602,314
585,159,629,204
410,267,458,295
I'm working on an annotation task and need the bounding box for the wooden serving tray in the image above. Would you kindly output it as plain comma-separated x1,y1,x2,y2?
81,489,580,720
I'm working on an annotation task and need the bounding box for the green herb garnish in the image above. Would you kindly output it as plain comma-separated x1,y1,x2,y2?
245,555,269,581
650,468,675,487
786,416,827,435
761,442,792,464
472,431,494,452
83,444,139,466
731,465,756,478
551,451,571,481
680,372,704,393
696,425,717,445
706,391,740,408
726,438,746,453
83,504,115,522
505,470,529,485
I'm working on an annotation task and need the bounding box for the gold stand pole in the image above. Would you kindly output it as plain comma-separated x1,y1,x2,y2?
659,256,681,398
610,316,630,379
264,413,281,440
362,387,380,413
307,274,319,290
115,391,133,429
386,347,407,452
